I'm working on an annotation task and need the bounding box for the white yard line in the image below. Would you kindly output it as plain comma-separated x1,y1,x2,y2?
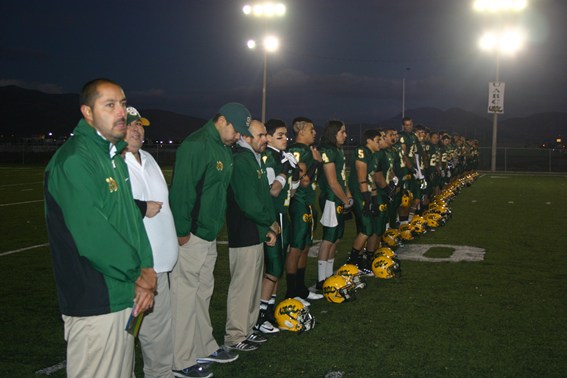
0,243,49,257
35,360,66,375
0,199,44,207
0,181,42,187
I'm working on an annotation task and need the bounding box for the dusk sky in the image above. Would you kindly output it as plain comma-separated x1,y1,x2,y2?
1,0,565,124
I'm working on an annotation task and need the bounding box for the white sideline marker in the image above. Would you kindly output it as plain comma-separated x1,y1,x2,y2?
0,199,44,207
35,360,66,375
0,243,49,257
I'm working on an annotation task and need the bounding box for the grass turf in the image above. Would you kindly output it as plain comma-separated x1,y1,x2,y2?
1,166,567,377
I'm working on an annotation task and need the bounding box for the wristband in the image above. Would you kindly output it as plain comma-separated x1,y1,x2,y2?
274,175,286,188
291,180,300,190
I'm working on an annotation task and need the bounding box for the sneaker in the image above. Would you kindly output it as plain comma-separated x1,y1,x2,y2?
306,291,324,300
246,331,268,343
308,280,325,293
254,320,280,334
226,339,258,352
173,364,213,378
196,346,239,364
293,296,311,307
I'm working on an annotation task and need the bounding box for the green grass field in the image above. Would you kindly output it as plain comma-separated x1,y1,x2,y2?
1,166,567,377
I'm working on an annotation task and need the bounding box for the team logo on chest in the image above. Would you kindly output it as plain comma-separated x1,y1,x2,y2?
106,177,118,193
216,161,224,171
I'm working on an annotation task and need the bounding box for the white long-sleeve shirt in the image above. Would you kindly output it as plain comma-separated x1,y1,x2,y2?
125,150,178,273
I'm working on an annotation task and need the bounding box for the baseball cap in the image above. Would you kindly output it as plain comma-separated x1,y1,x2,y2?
218,103,252,136
126,106,150,126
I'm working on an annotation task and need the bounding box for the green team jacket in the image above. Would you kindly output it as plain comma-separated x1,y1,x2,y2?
169,120,234,241
44,119,153,317
226,145,276,248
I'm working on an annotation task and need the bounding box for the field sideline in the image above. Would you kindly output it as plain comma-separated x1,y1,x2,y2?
1,166,567,377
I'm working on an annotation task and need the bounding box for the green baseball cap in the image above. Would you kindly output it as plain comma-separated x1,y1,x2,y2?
219,103,252,136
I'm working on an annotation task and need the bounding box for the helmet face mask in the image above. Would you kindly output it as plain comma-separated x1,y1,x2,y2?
275,298,315,333
323,275,356,303
336,264,367,290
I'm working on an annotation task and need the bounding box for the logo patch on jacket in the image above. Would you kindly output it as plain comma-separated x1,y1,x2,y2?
216,161,224,171
106,177,118,192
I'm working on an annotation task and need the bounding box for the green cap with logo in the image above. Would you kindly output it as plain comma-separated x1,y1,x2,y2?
219,103,252,136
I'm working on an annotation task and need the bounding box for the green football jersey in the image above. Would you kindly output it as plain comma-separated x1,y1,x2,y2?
318,144,346,202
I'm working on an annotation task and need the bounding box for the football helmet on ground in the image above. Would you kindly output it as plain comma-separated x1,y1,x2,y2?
275,298,315,333
322,275,356,303
372,256,401,279
382,228,401,248
336,264,366,290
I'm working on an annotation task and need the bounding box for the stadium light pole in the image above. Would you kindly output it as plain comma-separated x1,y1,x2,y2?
243,2,286,123
474,0,526,172
248,36,280,123
478,29,524,172
402,67,410,118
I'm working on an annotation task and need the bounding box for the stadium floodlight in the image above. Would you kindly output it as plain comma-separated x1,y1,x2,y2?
473,0,527,13
263,35,280,52
247,35,280,123
478,27,525,172
479,29,523,55
243,2,286,17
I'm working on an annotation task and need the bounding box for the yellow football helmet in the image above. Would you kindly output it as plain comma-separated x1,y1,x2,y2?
374,246,399,262
274,298,315,333
401,190,413,208
371,256,401,279
398,224,414,241
322,275,356,303
382,228,401,248
335,264,366,290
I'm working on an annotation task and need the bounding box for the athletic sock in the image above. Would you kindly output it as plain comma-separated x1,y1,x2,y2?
326,258,335,277
268,295,276,305
317,260,327,282
297,268,309,298
348,248,360,264
259,300,269,311
285,273,297,298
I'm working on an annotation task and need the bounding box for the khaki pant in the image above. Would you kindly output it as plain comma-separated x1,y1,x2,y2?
171,234,219,369
224,243,264,346
63,308,133,378
138,272,174,378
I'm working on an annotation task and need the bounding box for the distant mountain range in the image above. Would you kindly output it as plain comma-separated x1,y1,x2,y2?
1,85,564,147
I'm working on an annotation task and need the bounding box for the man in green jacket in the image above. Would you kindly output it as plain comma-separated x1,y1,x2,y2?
169,103,250,377
44,78,156,378
225,120,279,351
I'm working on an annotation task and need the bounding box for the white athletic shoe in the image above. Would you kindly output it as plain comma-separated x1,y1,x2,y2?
306,291,324,300
293,296,311,307
254,320,280,334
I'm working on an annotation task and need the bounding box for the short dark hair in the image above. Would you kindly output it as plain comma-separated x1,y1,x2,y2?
292,116,313,134
265,119,287,136
414,124,426,132
320,119,344,147
80,78,120,108
362,129,380,145
402,116,412,124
